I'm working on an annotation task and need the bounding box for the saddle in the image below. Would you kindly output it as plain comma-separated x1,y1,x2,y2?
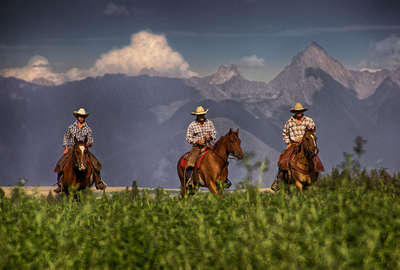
277,144,298,171
180,150,210,169
278,144,324,172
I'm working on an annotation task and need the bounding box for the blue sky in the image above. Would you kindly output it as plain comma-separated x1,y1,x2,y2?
1,0,400,82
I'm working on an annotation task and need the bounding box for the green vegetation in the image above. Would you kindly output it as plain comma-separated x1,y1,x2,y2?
1,171,400,269
1,137,399,269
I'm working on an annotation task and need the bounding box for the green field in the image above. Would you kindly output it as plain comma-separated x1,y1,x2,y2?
1,170,400,270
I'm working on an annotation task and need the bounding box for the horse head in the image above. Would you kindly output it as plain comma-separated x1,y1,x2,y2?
73,137,89,172
301,128,318,158
226,128,244,160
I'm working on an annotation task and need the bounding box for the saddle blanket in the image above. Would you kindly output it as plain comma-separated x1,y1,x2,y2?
180,150,210,169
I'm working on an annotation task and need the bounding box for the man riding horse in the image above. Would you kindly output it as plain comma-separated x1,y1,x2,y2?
54,108,106,193
185,106,217,185
271,103,323,191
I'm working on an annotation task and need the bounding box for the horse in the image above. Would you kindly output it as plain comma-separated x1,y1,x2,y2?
177,128,244,197
60,137,94,196
286,129,321,192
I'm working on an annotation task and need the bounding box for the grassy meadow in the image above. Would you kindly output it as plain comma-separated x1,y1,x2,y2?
1,168,400,269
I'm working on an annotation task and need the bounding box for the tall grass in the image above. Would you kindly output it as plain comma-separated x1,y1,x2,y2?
1,172,400,269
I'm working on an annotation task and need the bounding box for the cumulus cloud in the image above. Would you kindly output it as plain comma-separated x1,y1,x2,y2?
359,35,400,71
103,2,129,16
89,31,197,78
238,55,265,68
0,31,197,85
0,56,66,85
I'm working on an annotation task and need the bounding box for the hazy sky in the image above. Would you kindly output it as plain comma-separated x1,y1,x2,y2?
1,0,400,82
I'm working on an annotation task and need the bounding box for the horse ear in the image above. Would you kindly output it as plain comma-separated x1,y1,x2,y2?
84,136,88,145
74,137,78,144
229,128,233,134
236,128,239,135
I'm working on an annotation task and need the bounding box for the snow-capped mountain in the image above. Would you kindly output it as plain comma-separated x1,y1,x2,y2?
187,64,276,101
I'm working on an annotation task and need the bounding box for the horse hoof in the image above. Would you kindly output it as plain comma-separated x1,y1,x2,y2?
225,179,232,189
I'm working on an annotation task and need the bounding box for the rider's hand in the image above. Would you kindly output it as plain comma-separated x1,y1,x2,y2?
197,139,205,145
63,147,69,154
297,138,302,143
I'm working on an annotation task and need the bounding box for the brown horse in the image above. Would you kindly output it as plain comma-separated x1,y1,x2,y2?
61,137,94,196
177,128,244,197
287,129,321,192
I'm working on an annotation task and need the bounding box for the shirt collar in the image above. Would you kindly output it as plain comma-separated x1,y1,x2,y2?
74,120,87,127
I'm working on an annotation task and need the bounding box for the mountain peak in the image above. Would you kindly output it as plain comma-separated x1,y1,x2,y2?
210,64,243,85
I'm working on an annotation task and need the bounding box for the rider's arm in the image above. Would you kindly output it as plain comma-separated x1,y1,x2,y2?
282,121,290,145
186,123,196,144
306,118,316,132
87,127,94,147
63,126,72,147
208,121,217,142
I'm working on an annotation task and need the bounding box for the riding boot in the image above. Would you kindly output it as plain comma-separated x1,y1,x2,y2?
54,173,63,193
224,179,232,189
271,169,284,192
94,171,107,190
185,167,194,187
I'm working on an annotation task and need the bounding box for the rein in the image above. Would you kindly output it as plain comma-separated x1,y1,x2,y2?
208,138,230,167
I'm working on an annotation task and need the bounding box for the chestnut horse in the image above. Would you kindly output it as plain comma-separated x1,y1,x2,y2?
177,128,244,197
287,129,322,191
61,137,94,196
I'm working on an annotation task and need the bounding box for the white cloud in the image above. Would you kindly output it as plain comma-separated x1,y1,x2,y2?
89,31,197,78
0,31,197,85
238,55,265,68
103,2,129,16
0,56,66,85
360,35,400,71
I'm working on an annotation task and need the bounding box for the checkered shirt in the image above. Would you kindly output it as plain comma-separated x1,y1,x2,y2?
186,119,217,145
63,121,94,146
282,116,316,144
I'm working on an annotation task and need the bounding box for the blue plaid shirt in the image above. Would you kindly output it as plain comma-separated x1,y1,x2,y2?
63,121,94,146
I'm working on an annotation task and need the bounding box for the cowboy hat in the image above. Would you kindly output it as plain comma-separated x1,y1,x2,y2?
73,108,89,118
290,103,308,113
191,106,209,115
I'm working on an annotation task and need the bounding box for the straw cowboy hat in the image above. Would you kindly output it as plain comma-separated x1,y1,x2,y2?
290,103,308,113
73,108,90,118
191,106,209,115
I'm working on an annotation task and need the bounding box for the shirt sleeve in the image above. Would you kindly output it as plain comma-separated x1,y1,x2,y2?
63,126,72,146
186,123,195,144
209,121,217,142
282,121,290,144
87,127,94,145
306,118,316,130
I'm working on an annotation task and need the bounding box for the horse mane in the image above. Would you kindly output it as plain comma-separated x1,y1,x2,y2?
213,134,228,149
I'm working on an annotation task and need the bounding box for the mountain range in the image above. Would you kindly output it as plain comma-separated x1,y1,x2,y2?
0,42,399,187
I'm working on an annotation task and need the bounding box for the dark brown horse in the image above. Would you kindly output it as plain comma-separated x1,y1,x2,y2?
61,137,94,195
287,129,321,192
177,128,244,197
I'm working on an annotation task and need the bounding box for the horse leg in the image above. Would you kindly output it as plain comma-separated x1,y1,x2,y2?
295,180,303,192
207,181,222,197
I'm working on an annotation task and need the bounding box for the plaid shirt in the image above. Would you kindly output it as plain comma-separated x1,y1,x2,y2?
63,121,94,146
186,119,217,145
282,116,315,144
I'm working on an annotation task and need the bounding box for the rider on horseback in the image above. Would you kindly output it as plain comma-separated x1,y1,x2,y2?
185,106,217,184
271,103,316,191
54,108,106,193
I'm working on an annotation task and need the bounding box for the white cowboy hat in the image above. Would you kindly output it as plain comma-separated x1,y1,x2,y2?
191,106,209,115
73,108,90,118
290,103,308,113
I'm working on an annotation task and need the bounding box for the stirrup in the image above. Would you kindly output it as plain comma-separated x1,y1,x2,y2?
96,179,107,190
271,182,280,192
